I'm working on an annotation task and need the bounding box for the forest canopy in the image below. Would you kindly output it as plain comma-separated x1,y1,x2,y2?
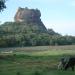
0,22,75,47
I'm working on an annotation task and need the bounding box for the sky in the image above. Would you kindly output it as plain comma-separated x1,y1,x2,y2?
0,0,75,36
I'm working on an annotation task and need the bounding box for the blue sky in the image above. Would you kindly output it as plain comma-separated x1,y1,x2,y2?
0,0,75,36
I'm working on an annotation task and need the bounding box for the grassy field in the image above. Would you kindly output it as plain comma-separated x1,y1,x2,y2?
0,45,75,75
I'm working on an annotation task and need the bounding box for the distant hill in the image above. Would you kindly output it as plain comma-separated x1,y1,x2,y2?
0,7,59,35
0,7,75,47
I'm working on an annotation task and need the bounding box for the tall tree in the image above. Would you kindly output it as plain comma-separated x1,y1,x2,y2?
0,0,6,12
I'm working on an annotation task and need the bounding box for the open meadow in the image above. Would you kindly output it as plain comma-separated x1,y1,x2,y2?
0,45,75,75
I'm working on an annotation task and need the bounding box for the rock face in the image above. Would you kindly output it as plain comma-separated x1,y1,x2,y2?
14,7,47,32
14,7,41,22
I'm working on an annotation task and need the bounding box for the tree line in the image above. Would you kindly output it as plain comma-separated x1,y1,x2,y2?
0,33,75,47
0,22,75,47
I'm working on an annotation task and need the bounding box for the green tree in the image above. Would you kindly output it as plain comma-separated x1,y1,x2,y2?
0,0,6,12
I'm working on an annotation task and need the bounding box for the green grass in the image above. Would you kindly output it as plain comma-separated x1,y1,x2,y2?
0,45,75,75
